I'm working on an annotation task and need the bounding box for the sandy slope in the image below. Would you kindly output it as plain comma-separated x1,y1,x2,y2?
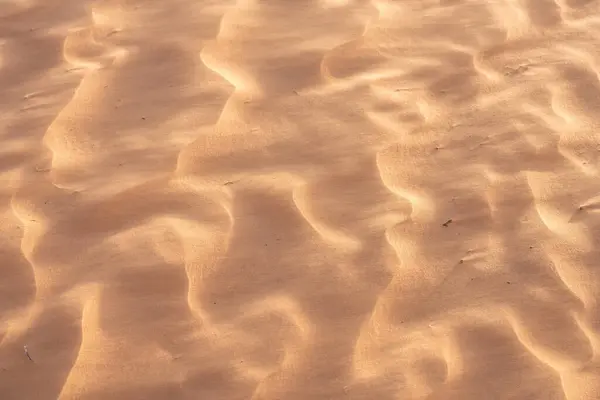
1,0,600,398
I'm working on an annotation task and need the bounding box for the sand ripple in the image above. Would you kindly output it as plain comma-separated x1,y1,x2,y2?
2,0,600,399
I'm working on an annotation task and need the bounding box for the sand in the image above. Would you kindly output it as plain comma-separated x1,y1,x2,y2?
1,0,600,398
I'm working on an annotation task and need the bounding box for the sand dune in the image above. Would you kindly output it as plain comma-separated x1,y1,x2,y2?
2,0,600,399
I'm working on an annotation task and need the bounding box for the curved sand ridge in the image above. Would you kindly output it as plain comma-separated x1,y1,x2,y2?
2,0,600,399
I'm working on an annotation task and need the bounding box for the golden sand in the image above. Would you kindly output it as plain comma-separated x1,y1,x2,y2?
2,0,600,399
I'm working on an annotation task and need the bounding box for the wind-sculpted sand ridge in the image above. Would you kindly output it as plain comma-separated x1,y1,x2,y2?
2,0,600,399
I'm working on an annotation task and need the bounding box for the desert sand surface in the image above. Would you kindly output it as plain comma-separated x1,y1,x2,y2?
2,0,600,399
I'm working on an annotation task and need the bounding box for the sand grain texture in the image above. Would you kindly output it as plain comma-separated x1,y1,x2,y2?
1,0,600,399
